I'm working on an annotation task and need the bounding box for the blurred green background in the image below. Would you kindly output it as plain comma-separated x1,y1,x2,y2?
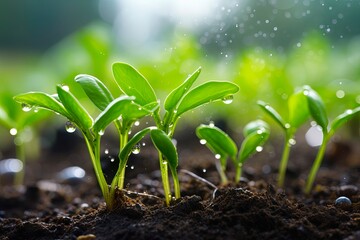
0,0,359,158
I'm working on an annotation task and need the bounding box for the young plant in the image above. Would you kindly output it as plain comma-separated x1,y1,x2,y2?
196,120,270,183
14,85,159,209
303,85,360,194
257,87,309,188
111,62,239,204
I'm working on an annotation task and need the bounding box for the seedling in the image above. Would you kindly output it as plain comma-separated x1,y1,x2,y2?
14,84,161,209
111,62,239,204
303,85,360,194
196,120,270,183
257,87,309,188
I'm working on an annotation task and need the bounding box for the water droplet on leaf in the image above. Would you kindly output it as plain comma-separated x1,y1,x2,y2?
256,146,263,152
131,144,141,154
65,121,76,133
21,103,33,112
288,138,296,145
200,139,207,145
222,95,234,104
9,128,18,136
215,154,221,159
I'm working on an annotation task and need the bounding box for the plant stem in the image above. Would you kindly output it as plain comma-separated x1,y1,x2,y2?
235,162,242,183
159,152,172,205
14,142,26,186
277,134,292,188
305,135,329,194
171,170,181,199
216,158,228,184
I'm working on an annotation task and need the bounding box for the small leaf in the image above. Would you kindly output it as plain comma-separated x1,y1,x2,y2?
196,124,238,161
164,67,201,112
288,89,309,129
93,96,135,134
176,81,239,117
75,74,114,110
57,85,93,131
330,107,360,135
14,92,70,118
112,62,157,106
257,100,287,130
243,120,270,137
238,130,270,164
150,129,178,171
303,86,328,132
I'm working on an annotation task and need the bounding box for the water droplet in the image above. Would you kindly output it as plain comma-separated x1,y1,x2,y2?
335,90,345,99
131,144,141,154
215,154,221,159
104,149,109,154
134,121,140,126
142,142,146,146
288,138,296,146
335,196,351,207
285,123,291,129
256,129,263,134
222,95,234,104
303,90,309,96
209,121,215,127
256,146,263,152
21,103,33,112
162,160,168,165
110,157,115,162
65,121,76,133
130,165,135,170
345,109,353,114
296,42,302,48
200,139,207,145
9,128,18,136
202,169,207,173
61,85,70,91
98,130,105,136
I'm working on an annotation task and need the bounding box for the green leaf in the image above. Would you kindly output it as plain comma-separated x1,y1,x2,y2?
93,96,135,134
150,129,178,171
176,81,239,117
330,107,360,135
56,85,93,131
119,127,154,170
14,92,70,119
0,107,14,129
288,90,309,129
112,62,157,106
257,100,287,130
196,124,238,161
75,74,114,111
243,120,270,137
238,129,270,164
164,67,201,112
303,86,328,132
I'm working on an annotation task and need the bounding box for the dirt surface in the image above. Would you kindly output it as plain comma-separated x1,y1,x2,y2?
1,127,360,240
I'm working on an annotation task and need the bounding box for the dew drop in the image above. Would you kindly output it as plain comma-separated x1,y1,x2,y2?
202,168,207,173
130,165,135,170
104,149,109,154
222,95,234,104
336,90,345,98
98,130,105,136
215,154,221,159
134,121,140,126
131,144,141,154
285,123,291,129
209,121,215,127
65,121,76,133
256,146,263,152
288,138,296,146
110,157,115,162
200,139,207,145
303,90,309,96
9,128,18,136
142,142,146,146
61,85,70,91
21,103,33,112
345,109,353,114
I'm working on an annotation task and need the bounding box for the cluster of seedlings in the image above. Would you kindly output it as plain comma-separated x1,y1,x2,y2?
11,62,360,208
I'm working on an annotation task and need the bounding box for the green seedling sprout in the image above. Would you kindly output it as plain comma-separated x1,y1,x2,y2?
303,85,360,194
112,62,239,205
14,84,159,209
196,120,270,184
258,87,309,188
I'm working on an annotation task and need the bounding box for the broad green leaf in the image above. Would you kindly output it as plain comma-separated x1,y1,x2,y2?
196,124,238,161
330,107,360,135
243,120,270,137
288,90,309,129
75,74,114,110
303,86,328,132
176,81,239,117
112,62,157,106
119,127,154,170
257,100,287,130
93,96,135,134
150,129,178,171
57,85,93,131
164,67,201,112
14,92,70,119
238,130,269,164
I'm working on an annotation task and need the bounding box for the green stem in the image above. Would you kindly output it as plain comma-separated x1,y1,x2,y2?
14,142,26,186
159,152,172,205
277,134,292,188
216,158,228,184
235,162,242,183
171,170,181,199
305,135,329,194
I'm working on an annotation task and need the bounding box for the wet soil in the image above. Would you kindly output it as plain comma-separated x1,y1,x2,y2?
1,128,360,240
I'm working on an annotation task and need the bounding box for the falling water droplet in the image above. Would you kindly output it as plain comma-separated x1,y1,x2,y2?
104,149,109,154
9,128,18,136
65,121,76,133
256,146,263,152
110,158,115,162
131,144,141,154
130,165,135,170
202,168,207,173
222,95,234,104
21,103,33,112
200,139,207,145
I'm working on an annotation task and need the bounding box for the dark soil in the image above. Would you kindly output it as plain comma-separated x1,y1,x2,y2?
1,127,360,240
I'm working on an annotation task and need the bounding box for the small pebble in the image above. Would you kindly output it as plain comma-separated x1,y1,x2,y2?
335,196,352,208
77,234,96,240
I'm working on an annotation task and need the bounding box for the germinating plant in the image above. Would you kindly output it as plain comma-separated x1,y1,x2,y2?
257,87,309,188
110,62,239,204
196,120,270,183
303,85,360,194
